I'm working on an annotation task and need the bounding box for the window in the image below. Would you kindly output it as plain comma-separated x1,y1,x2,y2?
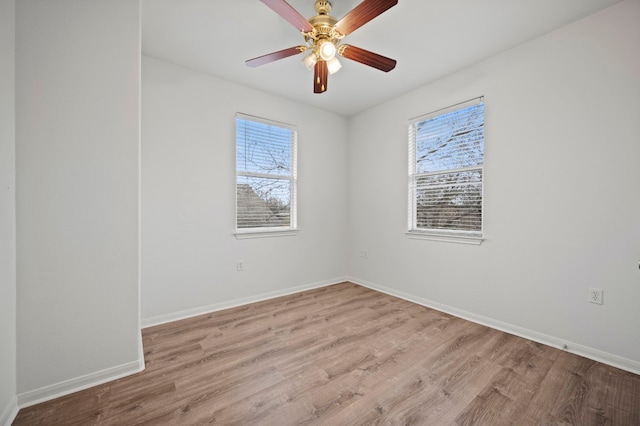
236,113,297,237
408,97,484,243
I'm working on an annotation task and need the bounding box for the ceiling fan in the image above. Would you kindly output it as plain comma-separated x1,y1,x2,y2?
246,0,398,94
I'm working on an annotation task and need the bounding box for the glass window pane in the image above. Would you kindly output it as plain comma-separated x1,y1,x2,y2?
237,176,291,229
236,119,292,176
415,170,482,232
416,103,484,174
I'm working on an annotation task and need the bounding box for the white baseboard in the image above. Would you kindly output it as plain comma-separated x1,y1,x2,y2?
17,358,144,409
350,277,640,375
141,276,349,328
1,396,18,426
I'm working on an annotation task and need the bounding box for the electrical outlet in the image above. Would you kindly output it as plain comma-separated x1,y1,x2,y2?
359,250,368,259
588,288,603,305
237,261,244,272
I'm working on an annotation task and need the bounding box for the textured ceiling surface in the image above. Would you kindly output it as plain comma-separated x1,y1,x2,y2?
142,0,621,116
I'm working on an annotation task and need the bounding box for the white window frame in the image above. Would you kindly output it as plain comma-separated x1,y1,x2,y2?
407,97,485,245
235,113,298,239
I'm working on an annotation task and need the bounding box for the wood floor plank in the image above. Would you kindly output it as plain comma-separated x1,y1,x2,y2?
607,367,640,424
13,282,640,425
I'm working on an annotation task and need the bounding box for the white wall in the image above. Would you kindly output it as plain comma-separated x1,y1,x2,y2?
141,56,349,325
16,0,142,403
348,0,640,372
0,0,17,422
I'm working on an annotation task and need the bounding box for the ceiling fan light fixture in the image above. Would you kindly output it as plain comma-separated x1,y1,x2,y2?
302,52,317,71
326,56,342,74
318,40,336,61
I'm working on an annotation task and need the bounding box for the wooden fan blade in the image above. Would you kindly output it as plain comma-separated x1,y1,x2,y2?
335,0,398,36
260,0,314,32
246,46,305,67
314,60,328,93
339,44,396,72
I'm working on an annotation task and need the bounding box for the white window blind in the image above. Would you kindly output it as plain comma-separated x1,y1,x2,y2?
236,113,297,232
408,98,484,239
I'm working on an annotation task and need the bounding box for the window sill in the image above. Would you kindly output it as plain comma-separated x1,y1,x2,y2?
406,231,484,245
234,228,299,240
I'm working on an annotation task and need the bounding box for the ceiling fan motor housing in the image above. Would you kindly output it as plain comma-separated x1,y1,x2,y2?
307,0,342,51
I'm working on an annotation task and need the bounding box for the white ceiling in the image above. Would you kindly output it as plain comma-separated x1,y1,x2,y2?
142,0,621,116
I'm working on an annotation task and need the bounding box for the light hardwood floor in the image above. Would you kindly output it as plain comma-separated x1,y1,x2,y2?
14,282,640,425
